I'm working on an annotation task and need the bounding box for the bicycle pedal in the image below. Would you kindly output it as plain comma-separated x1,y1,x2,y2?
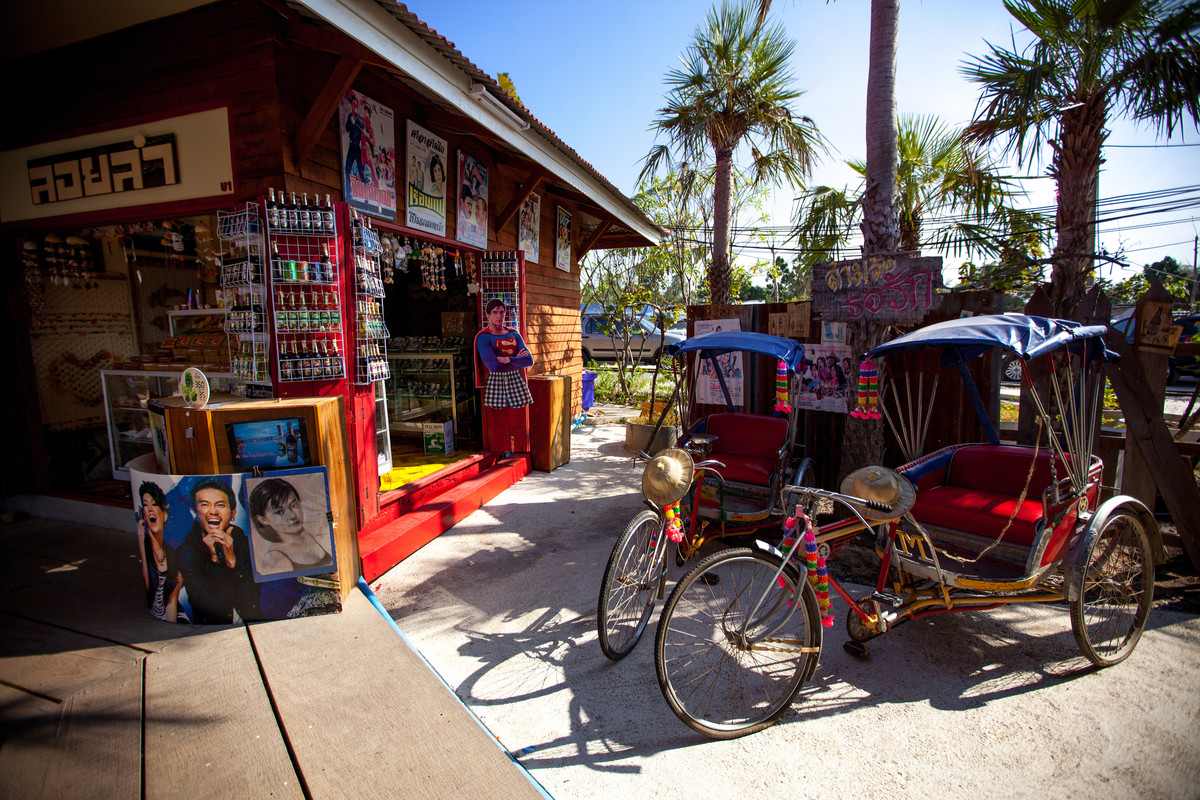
870,592,903,608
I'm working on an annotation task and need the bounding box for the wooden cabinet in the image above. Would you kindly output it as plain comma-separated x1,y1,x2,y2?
528,375,571,472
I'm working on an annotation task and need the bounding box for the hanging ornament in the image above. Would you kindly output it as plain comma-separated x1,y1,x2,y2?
774,359,791,413
664,501,684,543
850,361,881,419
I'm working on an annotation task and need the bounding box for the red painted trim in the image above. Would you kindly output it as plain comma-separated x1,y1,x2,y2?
360,454,530,581
3,195,238,235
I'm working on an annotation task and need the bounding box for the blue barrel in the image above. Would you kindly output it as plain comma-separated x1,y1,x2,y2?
581,371,596,410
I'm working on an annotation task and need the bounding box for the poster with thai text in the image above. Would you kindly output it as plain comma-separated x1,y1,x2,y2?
456,152,488,249
338,89,397,219
796,344,853,413
405,120,448,236
694,318,742,406
519,192,540,263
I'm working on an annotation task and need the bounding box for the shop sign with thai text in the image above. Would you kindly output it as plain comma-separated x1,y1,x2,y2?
0,107,234,223
812,254,943,324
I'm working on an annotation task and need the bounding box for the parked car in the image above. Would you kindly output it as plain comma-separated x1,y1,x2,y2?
581,313,684,363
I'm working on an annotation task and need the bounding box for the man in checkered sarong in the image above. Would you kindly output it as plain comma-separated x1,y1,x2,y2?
475,298,534,409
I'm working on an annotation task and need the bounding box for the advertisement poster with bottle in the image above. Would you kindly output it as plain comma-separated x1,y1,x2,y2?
337,88,397,219
694,318,743,406
405,120,448,236
456,152,488,249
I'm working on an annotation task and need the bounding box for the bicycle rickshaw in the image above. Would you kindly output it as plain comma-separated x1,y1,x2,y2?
596,331,814,660
618,315,1163,738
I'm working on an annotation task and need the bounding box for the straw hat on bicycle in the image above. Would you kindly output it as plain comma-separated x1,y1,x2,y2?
642,448,694,507
840,465,916,523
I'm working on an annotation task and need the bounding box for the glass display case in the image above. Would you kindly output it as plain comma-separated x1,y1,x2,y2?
101,369,233,479
384,348,473,437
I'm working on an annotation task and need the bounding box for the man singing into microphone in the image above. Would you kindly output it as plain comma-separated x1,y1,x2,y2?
176,476,261,624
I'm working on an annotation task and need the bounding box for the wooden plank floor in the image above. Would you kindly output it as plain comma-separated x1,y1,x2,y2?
0,518,547,799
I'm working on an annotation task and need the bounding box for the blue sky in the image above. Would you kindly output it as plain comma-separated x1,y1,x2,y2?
403,0,1200,283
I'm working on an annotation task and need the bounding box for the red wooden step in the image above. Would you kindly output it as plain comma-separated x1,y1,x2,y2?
359,454,530,582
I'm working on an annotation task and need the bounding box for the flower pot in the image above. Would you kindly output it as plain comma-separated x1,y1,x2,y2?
624,421,679,456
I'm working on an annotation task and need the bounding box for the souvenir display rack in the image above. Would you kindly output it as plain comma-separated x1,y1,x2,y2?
265,193,345,383
478,251,525,334
217,203,270,384
351,211,390,385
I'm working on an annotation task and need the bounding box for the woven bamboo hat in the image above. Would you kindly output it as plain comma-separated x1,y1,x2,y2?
641,448,694,507
840,466,916,522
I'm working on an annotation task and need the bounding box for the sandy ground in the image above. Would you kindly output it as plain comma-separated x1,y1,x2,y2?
374,423,1200,800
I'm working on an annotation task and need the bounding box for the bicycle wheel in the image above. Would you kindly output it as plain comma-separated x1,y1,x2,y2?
1070,510,1154,667
597,510,666,660
654,547,822,738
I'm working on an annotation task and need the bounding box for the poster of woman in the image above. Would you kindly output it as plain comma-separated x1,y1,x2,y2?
693,319,743,406
555,206,571,272
518,192,540,263
337,89,397,218
244,467,336,582
405,120,448,237
456,152,488,249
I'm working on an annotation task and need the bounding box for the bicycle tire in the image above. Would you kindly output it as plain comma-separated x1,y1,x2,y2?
1070,510,1154,667
654,546,822,738
597,509,665,661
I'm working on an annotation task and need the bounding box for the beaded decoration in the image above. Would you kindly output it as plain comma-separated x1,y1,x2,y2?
850,361,881,419
774,359,791,413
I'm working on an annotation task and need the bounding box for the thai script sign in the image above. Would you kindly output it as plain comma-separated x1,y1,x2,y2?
812,254,943,324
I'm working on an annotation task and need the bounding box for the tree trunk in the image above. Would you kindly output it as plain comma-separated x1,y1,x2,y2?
841,0,899,481
860,0,900,256
1049,94,1107,319
710,145,735,305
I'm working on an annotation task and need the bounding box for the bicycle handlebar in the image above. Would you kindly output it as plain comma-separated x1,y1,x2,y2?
782,485,894,516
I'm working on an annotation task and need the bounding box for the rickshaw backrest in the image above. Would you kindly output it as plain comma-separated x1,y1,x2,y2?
945,445,1070,498
703,413,789,458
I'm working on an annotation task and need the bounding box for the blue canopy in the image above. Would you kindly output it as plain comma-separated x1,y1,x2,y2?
667,331,806,373
866,314,1118,365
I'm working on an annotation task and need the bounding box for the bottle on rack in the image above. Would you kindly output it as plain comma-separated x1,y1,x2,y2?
286,192,299,231
321,243,333,282
266,188,279,230
299,193,311,232
323,194,336,232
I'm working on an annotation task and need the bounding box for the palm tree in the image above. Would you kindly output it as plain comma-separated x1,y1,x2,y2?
962,0,1200,318
792,114,1036,264
640,0,826,305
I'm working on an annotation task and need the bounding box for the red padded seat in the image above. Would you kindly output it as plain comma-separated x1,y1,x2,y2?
703,413,788,486
908,445,1068,545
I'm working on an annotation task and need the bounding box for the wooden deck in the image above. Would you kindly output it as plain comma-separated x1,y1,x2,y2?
0,519,547,799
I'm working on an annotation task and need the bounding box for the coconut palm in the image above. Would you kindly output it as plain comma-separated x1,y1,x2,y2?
792,114,1037,264
962,0,1200,317
640,0,826,305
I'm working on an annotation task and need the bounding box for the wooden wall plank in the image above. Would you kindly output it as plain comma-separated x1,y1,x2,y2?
145,627,304,799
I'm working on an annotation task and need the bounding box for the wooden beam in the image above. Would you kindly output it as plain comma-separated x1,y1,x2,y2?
495,175,545,234
577,220,611,259
294,54,362,170
286,17,392,68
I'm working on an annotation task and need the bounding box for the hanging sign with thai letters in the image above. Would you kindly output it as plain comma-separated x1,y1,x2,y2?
812,253,943,324
0,107,234,223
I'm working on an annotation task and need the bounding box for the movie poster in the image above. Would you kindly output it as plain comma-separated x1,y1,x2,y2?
405,120,448,236
456,152,488,249
518,192,540,263
130,469,339,624
555,206,571,272
796,344,853,413
694,318,742,406
338,89,397,219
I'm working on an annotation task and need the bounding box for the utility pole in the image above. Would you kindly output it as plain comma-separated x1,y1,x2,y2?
1191,235,1198,307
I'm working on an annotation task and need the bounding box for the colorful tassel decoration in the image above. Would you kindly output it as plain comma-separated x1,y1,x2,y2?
774,359,791,413
850,360,881,420
796,507,833,625
664,501,684,543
